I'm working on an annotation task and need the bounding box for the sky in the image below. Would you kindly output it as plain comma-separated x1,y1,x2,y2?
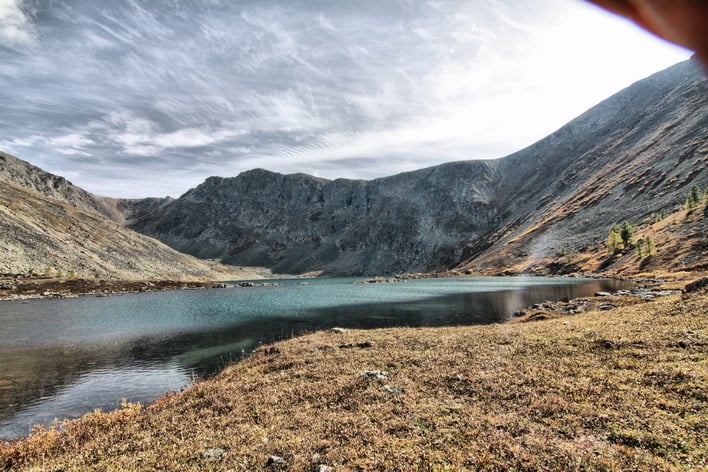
0,0,691,198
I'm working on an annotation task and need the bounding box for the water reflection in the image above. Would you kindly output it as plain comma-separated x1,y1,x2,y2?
0,277,629,439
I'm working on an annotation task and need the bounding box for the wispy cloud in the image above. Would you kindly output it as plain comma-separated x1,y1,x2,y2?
0,0,691,198
0,0,33,45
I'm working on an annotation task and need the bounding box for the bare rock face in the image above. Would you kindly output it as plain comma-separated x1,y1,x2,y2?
127,59,706,276
129,162,503,275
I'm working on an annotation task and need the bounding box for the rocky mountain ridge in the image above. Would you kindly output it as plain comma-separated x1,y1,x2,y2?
129,161,503,275
127,58,707,275
0,151,124,222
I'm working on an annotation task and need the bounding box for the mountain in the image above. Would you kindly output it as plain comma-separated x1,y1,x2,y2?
0,151,173,225
128,162,502,275
461,57,708,274
0,155,254,280
2,59,705,279
127,58,706,276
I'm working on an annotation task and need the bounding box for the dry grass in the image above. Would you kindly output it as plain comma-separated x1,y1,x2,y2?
1,290,706,471
463,196,706,279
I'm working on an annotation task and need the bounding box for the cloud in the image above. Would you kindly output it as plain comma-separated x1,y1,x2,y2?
49,133,94,148
0,0,33,45
0,0,692,198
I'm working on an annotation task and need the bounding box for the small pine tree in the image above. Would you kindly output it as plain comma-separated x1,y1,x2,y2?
645,236,655,256
620,221,634,247
607,224,623,254
637,236,655,259
686,185,702,211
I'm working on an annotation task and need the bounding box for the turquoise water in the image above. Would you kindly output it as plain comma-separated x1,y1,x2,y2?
0,276,628,439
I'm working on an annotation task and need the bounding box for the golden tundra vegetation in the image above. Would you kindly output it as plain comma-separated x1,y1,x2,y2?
467,199,707,278
1,283,705,471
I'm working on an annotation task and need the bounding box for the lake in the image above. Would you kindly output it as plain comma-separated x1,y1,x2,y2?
0,276,629,439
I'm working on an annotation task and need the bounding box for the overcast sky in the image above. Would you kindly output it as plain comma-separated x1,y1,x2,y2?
0,0,691,198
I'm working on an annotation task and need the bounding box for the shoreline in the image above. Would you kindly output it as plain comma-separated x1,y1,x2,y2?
0,271,324,302
2,269,694,302
0,276,231,302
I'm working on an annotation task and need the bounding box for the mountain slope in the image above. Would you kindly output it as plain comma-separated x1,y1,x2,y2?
127,59,706,276
0,155,266,280
0,151,126,222
460,58,708,273
0,180,232,279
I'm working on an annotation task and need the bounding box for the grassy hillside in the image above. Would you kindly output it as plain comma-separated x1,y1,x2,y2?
0,180,256,281
2,285,705,471
462,199,707,278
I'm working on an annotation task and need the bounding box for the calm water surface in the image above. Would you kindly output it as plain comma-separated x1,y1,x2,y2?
0,276,629,439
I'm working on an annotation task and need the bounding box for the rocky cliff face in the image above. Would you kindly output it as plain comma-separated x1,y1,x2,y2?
128,58,706,276
129,161,503,275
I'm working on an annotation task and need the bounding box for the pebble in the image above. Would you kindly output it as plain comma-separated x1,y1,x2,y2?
202,448,226,462
361,370,388,380
267,455,286,466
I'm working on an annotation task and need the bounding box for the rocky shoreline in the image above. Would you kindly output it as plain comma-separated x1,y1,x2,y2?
510,285,683,322
0,275,231,301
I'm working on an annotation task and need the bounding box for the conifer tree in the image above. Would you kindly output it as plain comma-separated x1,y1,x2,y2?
686,185,702,211
607,224,622,254
620,221,633,247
